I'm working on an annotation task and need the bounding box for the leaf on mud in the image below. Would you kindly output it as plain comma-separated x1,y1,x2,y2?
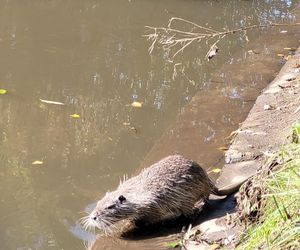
131,101,143,108
277,54,285,57
293,122,300,134
32,160,43,165
209,244,221,250
285,55,292,61
166,241,180,248
70,114,80,118
123,122,131,126
212,168,221,173
0,89,7,94
39,99,64,105
264,104,275,110
280,30,288,34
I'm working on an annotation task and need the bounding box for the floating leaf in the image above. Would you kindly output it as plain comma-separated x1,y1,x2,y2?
218,146,229,151
131,101,143,108
40,99,64,105
206,44,219,61
0,89,7,94
284,47,297,52
70,114,80,118
32,160,43,165
212,168,221,173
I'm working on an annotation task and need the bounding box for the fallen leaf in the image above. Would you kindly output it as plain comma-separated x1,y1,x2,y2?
283,47,297,51
218,146,229,151
130,126,137,133
166,241,180,248
280,30,288,34
0,89,7,94
209,244,221,250
286,55,292,61
212,168,221,173
40,99,64,105
70,114,80,118
277,54,285,57
32,160,43,165
264,104,275,110
206,45,219,60
123,122,131,126
131,101,143,108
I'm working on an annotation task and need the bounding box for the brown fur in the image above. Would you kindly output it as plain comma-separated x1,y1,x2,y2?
81,155,241,234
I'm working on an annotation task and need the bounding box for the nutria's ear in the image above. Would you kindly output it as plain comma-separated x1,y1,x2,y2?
118,195,126,203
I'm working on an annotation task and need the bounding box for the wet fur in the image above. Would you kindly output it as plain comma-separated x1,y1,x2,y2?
82,155,229,234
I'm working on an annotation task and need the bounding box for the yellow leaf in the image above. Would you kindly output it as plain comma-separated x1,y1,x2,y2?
0,89,7,94
131,101,143,108
70,114,80,118
218,146,229,151
212,168,221,173
277,54,285,57
286,55,292,61
32,160,43,165
123,122,131,126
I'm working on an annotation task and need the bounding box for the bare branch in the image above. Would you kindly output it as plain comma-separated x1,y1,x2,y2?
144,17,300,61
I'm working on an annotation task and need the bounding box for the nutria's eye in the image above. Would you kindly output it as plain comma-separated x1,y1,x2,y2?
107,204,116,209
118,195,126,203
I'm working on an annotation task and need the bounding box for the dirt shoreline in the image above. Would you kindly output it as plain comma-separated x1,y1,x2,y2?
185,46,300,249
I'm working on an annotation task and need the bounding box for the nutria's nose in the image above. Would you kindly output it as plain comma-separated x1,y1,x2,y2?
90,211,99,220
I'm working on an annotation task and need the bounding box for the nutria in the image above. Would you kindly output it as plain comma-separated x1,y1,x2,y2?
81,155,242,235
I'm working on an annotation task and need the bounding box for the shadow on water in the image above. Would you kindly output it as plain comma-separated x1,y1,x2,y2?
0,0,300,249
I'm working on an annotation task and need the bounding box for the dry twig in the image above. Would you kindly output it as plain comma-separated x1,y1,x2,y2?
144,17,300,61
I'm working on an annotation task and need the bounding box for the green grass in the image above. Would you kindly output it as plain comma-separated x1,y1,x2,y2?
238,143,300,250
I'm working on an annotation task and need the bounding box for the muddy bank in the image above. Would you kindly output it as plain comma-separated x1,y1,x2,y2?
185,46,300,250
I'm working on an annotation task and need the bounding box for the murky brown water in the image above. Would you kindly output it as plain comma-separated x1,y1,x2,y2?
0,1,300,249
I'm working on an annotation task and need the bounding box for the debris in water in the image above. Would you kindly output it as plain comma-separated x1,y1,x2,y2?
131,101,143,108
40,99,65,105
0,89,7,94
32,160,43,165
70,114,80,118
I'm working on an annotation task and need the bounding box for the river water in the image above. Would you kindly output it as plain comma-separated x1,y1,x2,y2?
0,1,299,249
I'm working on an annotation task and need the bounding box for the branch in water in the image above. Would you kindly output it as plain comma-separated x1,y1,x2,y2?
144,17,300,61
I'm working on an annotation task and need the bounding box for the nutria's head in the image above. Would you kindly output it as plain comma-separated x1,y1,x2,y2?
81,191,137,234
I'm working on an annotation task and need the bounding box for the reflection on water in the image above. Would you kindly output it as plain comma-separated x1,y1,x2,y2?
0,0,299,249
